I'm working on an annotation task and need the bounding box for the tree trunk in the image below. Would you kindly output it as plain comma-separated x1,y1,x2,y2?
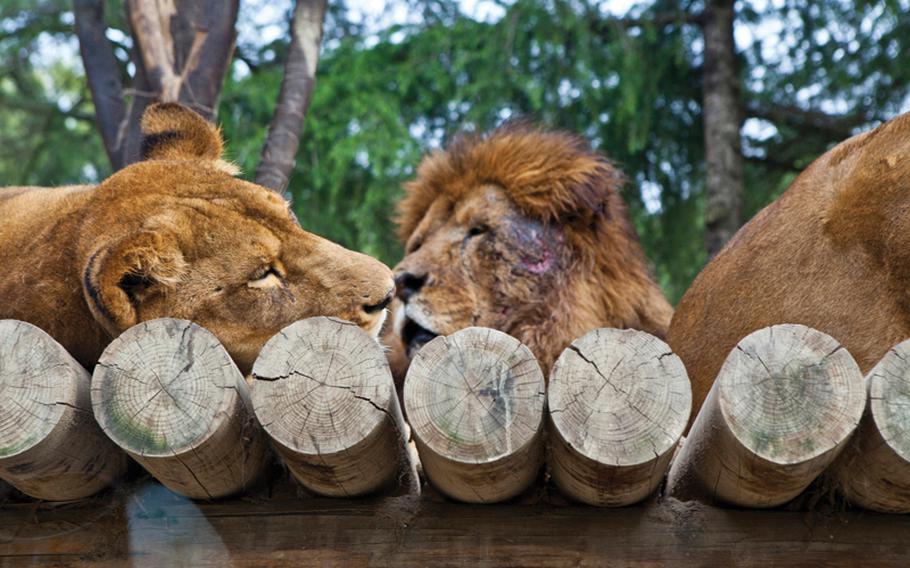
255,0,329,195
127,0,239,121
702,0,744,258
75,0,240,170
73,0,128,169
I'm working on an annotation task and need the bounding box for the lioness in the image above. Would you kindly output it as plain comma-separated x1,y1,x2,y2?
387,124,673,382
0,103,394,372
668,111,910,425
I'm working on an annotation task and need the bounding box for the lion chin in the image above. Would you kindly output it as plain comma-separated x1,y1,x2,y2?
394,304,439,359
384,123,673,386
368,308,391,342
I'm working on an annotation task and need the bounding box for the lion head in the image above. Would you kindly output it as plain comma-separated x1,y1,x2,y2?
387,124,672,380
0,103,394,372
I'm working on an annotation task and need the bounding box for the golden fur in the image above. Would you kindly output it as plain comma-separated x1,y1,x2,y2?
669,111,910,425
387,124,672,384
0,103,394,372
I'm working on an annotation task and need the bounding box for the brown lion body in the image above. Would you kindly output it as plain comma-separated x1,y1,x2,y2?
0,103,394,372
387,124,672,384
669,111,910,424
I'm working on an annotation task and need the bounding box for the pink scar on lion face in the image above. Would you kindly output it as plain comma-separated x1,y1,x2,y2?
519,248,554,274
515,224,561,274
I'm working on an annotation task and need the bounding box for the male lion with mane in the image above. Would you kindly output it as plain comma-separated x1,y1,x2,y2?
387,124,673,382
0,103,395,373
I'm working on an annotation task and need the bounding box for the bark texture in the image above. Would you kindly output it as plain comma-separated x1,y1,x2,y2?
255,0,329,195
73,0,127,169
74,0,240,169
702,0,744,258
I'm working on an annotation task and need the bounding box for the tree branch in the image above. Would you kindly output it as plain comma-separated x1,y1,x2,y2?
126,0,239,121
179,0,240,121
746,102,869,140
17,111,57,186
73,0,127,169
590,10,704,37
0,94,95,122
745,154,801,173
127,0,181,102
255,0,329,195
619,11,704,28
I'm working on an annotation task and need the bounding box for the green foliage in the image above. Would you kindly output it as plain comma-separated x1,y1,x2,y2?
0,1,108,185
2,0,909,303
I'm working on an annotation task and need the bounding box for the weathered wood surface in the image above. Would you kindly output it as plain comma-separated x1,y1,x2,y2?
91,319,269,499
251,317,413,497
830,338,910,512
0,479,909,567
548,328,691,506
667,324,866,507
404,327,546,503
0,320,128,500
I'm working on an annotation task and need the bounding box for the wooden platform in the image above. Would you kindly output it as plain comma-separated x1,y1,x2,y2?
1,475,907,567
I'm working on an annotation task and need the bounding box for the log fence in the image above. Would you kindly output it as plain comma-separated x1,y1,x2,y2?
547,328,690,506
0,316,908,521
403,327,546,503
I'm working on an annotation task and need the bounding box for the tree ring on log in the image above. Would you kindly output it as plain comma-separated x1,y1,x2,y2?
719,324,865,465
251,316,405,497
548,328,691,506
93,319,243,457
404,327,545,503
0,320,75,459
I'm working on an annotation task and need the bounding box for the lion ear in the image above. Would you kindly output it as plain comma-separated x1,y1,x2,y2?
82,232,186,337
140,102,225,162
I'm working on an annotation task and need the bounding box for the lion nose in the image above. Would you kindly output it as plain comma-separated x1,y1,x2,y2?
364,286,395,314
394,272,426,303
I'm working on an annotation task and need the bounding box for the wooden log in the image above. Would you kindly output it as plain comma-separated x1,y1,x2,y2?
91,318,269,499
666,324,866,507
404,327,545,503
547,328,691,506
828,339,910,512
0,320,128,500
250,317,412,497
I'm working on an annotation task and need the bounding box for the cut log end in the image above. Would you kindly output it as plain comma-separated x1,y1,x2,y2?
667,324,866,508
251,317,408,498
0,320,127,500
830,339,910,512
548,328,691,506
404,327,545,503
720,325,864,464
91,318,268,499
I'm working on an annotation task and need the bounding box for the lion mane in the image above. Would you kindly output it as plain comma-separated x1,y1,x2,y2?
390,123,673,378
